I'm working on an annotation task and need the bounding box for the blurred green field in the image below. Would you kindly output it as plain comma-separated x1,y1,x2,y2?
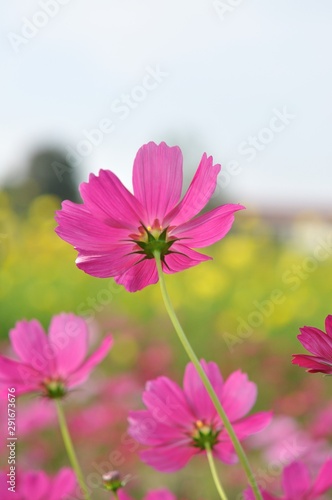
1,191,331,498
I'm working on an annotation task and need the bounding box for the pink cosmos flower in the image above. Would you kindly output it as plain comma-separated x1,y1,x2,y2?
0,313,112,397
292,315,332,374
244,459,332,499
128,360,272,472
55,141,244,292
118,489,176,500
0,468,76,500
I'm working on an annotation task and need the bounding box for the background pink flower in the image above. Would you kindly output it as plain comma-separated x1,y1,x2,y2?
128,360,272,472
118,488,176,500
292,315,332,374
55,141,244,292
244,459,332,499
0,468,76,500
0,313,112,397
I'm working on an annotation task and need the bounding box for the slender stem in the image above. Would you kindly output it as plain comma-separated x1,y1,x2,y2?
154,252,262,500
55,399,90,500
113,493,120,500
205,443,228,500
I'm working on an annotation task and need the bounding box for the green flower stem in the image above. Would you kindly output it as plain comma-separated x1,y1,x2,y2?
154,252,262,500
113,493,120,500
205,442,229,500
55,399,90,500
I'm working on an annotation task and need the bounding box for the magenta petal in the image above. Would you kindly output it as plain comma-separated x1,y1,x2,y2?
232,412,273,440
311,458,332,495
143,376,194,426
80,169,144,229
212,440,238,465
145,489,176,500
173,204,245,248
48,314,88,376
49,468,77,500
114,258,158,292
55,200,129,251
22,471,49,500
165,153,221,226
67,335,113,387
0,356,41,394
221,370,257,421
325,315,332,338
163,245,211,274
139,442,196,472
183,361,223,421
298,327,332,357
118,492,133,500
282,461,311,497
128,410,185,446
9,319,55,375
292,354,332,374
76,245,142,278
132,142,183,225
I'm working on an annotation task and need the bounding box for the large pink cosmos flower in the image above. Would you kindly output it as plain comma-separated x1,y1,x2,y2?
292,315,332,374
244,459,332,499
128,361,272,472
0,313,112,397
0,468,76,500
55,142,244,292
118,489,176,500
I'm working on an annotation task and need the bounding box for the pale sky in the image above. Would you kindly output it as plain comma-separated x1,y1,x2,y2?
1,0,332,210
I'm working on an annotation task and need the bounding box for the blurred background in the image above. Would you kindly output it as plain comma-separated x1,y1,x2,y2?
1,1,332,499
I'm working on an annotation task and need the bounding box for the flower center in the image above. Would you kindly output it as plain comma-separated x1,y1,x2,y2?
130,219,178,263
42,378,67,399
191,420,220,450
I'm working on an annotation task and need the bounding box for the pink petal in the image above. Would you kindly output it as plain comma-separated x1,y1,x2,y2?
0,356,42,394
139,442,196,472
114,258,158,292
310,458,332,496
183,361,224,421
55,200,129,252
22,470,49,499
143,376,194,427
80,169,144,230
298,327,332,358
76,245,142,278
132,142,183,225
49,468,77,500
48,313,88,376
118,492,133,500
67,335,113,387
282,461,311,497
128,410,185,446
9,319,55,375
145,489,176,500
212,440,238,464
165,153,221,226
172,204,245,248
163,245,211,274
292,354,332,374
325,315,332,338
232,412,273,440
221,370,257,421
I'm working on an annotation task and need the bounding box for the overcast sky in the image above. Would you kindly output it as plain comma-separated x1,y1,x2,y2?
2,0,332,211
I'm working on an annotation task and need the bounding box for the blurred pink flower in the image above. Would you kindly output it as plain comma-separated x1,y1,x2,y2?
0,468,76,500
292,315,332,374
244,459,332,499
128,360,272,472
119,489,176,500
0,313,112,397
55,141,244,292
